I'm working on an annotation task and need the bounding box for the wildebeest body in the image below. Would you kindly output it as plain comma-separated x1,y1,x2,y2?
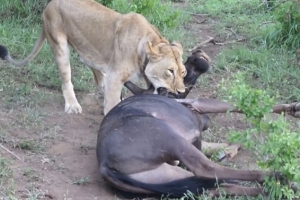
97,95,221,198
96,94,278,199
97,94,201,170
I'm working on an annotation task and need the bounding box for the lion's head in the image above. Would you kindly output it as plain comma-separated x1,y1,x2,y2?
144,41,186,94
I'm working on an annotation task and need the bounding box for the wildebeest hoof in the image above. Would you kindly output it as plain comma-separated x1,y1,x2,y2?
167,160,180,166
294,103,300,118
271,171,287,183
218,144,241,162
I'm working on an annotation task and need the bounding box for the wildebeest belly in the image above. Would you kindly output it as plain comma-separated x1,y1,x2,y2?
100,95,200,140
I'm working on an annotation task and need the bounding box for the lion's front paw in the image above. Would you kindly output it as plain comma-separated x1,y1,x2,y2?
65,103,82,114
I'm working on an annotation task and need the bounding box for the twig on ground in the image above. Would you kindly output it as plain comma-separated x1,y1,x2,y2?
214,38,246,46
250,0,268,12
265,0,288,12
189,37,246,52
193,17,207,24
226,28,240,40
182,11,210,16
0,143,23,162
188,36,215,52
258,21,276,28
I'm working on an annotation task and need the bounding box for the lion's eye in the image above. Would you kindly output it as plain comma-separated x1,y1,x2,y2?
168,69,174,74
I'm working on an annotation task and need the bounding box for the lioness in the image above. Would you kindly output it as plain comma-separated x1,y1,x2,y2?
0,0,186,115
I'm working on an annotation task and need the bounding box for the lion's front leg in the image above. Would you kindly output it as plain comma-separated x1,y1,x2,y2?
103,73,123,115
50,37,82,114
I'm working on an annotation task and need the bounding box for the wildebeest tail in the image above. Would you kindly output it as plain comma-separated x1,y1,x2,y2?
101,165,229,199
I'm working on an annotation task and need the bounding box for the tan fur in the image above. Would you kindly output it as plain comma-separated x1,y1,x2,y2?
5,0,186,115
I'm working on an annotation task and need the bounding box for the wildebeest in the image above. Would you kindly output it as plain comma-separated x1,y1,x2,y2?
96,94,300,199
124,49,211,99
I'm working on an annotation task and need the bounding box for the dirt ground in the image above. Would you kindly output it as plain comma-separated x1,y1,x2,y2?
0,12,259,200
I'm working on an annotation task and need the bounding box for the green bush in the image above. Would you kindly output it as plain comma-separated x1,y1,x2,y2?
2,0,181,32
1,0,48,24
221,73,300,199
266,0,300,49
107,0,181,30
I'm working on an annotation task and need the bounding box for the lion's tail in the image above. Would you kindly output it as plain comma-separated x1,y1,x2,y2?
0,31,46,67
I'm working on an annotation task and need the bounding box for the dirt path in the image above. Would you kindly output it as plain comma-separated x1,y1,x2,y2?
0,94,116,199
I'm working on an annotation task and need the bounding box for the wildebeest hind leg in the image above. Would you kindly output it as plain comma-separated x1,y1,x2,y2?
208,183,264,197
172,137,270,183
128,163,194,184
120,163,222,198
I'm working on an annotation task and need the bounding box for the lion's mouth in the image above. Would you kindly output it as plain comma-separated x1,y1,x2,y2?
158,87,185,95
162,86,177,94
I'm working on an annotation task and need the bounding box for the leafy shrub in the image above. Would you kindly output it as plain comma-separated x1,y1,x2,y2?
2,0,181,32
97,0,113,6
106,0,181,30
220,73,300,199
1,0,49,24
266,0,300,49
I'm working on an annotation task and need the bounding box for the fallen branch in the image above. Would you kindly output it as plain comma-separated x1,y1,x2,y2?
188,37,246,52
0,143,23,162
182,11,210,16
265,0,288,12
258,21,276,28
214,38,246,46
188,36,215,52
193,17,207,24
226,28,240,40
249,0,268,12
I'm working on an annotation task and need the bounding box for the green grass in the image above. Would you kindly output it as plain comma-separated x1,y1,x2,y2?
215,45,300,102
188,0,300,199
0,158,11,186
188,0,299,103
0,158,15,199
25,185,46,200
15,139,44,153
72,176,91,186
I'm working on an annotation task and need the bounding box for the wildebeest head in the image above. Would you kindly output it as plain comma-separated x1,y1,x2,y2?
184,49,211,81
124,49,211,99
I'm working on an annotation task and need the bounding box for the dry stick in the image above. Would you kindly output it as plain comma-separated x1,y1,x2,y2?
181,11,210,16
258,21,276,28
226,28,240,40
250,0,268,12
189,37,246,52
265,0,288,12
193,17,207,24
214,38,246,46
0,143,23,162
188,36,215,52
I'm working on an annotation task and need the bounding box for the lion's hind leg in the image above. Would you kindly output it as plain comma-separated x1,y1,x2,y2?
46,33,82,114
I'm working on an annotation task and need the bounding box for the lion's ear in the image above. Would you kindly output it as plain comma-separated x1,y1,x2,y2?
171,41,183,55
146,41,162,62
